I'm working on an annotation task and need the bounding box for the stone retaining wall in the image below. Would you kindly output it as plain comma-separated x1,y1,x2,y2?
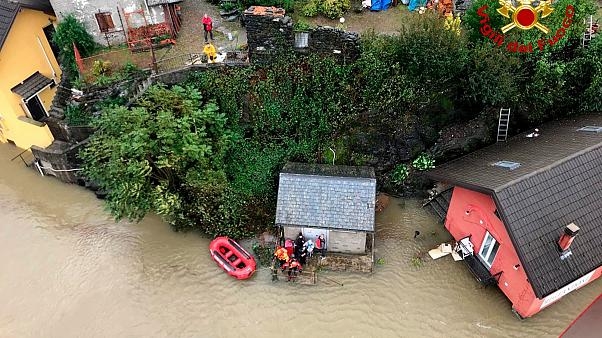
308,27,360,62
243,6,360,64
243,6,293,64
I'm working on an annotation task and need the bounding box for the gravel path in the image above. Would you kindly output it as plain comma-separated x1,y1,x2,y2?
156,0,247,61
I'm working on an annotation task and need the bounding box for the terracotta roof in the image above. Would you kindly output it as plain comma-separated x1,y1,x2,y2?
11,71,54,98
0,0,54,50
428,114,602,298
276,162,376,232
244,6,286,17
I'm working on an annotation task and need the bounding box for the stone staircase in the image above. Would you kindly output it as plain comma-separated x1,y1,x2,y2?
423,187,453,223
32,72,154,184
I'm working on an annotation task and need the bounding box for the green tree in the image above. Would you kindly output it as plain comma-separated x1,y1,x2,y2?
80,85,245,236
52,14,96,78
358,13,469,127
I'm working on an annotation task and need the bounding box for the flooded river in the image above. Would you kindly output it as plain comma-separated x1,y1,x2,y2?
1,143,600,337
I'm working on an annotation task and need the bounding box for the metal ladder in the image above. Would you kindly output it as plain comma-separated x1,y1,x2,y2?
583,15,593,48
497,108,510,142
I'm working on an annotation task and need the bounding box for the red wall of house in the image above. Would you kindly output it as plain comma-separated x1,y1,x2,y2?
445,187,538,317
445,187,602,317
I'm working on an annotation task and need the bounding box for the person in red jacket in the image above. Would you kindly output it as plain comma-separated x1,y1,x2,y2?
202,13,214,43
315,234,326,259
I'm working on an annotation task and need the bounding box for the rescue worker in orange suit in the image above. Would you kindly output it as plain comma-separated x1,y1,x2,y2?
274,246,289,268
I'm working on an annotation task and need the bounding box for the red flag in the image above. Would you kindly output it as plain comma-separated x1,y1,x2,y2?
73,42,85,75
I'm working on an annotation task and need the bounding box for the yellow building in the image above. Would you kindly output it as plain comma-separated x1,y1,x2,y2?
0,0,60,149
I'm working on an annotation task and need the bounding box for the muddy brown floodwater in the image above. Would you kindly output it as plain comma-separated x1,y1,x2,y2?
0,143,600,337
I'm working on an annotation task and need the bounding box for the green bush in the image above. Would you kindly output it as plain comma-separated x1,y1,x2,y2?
293,19,312,31
412,153,435,171
80,84,246,237
91,60,112,77
301,0,319,17
320,0,350,19
252,242,275,267
220,1,237,12
120,61,141,76
391,164,409,184
64,104,92,126
282,0,295,12
52,14,96,79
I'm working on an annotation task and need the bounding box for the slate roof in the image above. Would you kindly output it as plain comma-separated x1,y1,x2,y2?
11,71,53,98
428,114,602,298
0,0,19,50
275,162,376,232
12,0,53,13
0,0,54,50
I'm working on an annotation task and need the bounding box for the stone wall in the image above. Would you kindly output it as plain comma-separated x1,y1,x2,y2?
152,63,249,86
32,75,149,184
308,27,360,62
243,6,293,64
243,6,360,64
31,141,85,184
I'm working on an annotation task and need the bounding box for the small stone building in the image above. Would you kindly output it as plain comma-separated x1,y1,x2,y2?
275,162,376,255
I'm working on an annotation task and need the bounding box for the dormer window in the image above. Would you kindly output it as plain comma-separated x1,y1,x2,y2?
493,161,520,170
577,126,602,133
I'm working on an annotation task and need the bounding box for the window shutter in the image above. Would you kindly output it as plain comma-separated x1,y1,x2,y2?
95,12,115,33
105,13,115,31
294,32,309,48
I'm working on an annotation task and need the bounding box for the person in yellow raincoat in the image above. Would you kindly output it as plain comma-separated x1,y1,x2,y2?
203,42,217,63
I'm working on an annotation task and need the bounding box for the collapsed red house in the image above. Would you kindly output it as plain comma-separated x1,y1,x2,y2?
426,115,602,318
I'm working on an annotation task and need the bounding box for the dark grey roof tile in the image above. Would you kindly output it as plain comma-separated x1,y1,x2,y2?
11,71,53,98
276,163,376,232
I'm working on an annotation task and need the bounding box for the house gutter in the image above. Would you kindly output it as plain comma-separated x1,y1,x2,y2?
37,35,56,79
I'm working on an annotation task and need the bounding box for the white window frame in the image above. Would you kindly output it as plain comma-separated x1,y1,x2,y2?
478,231,499,269
21,93,50,122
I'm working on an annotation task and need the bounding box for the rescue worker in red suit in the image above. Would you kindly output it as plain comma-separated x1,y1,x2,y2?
287,258,302,281
315,234,326,259
202,13,214,43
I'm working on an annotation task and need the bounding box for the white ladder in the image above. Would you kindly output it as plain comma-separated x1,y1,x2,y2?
583,15,593,48
497,108,511,142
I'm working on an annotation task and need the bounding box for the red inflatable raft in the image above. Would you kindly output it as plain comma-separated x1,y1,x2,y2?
209,236,256,280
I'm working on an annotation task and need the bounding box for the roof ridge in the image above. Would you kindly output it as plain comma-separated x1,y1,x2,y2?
281,172,376,181
494,141,602,193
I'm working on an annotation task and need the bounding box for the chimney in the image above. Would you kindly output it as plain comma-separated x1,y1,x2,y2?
558,223,580,252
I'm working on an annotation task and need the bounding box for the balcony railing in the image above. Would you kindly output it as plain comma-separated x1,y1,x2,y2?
456,236,502,286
